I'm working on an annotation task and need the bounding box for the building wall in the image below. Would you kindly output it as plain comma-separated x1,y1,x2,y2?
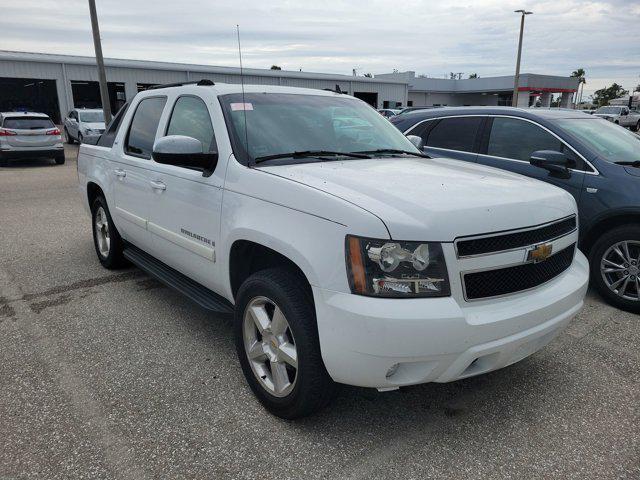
408,91,500,107
0,55,407,120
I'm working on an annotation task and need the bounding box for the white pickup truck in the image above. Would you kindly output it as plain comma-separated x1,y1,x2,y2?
78,80,589,418
594,106,640,131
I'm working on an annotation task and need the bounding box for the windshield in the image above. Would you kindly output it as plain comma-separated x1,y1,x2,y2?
556,118,640,163
219,93,420,164
595,106,622,115
79,111,105,123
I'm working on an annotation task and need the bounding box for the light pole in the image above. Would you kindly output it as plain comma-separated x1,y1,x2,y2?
512,9,533,107
88,0,112,124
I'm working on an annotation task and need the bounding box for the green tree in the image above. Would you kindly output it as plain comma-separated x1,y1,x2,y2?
270,65,282,70
363,73,373,78
592,83,629,106
570,68,586,105
468,73,479,79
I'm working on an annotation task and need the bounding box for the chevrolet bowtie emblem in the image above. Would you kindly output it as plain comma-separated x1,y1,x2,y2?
527,243,553,263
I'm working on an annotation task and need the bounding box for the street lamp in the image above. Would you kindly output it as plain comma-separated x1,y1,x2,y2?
512,9,533,107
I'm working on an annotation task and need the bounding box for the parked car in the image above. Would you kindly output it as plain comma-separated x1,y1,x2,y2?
593,106,640,131
393,106,640,312
64,108,106,144
0,111,64,166
378,108,401,118
78,82,588,418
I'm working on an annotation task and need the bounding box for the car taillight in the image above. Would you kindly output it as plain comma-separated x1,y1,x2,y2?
0,128,17,136
46,128,61,136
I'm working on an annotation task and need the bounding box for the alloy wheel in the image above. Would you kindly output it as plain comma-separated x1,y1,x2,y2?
94,206,111,257
600,240,640,301
243,296,298,397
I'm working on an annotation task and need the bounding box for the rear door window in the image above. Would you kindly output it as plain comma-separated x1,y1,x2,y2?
125,97,167,159
3,117,55,130
425,117,483,152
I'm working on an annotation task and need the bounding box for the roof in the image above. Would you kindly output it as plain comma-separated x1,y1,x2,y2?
138,81,349,97
399,106,592,120
0,50,407,86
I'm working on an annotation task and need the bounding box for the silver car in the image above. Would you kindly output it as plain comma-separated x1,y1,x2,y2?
63,108,106,144
0,112,65,166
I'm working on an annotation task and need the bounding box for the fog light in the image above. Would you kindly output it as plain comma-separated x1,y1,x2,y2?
385,363,400,378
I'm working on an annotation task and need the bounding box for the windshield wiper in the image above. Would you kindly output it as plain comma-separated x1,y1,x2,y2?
615,161,640,168
253,150,371,164
352,148,430,158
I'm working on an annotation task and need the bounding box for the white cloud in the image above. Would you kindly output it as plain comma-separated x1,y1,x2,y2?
1,0,638,97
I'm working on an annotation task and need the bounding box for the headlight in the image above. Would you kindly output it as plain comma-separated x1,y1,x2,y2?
84,128,96,134
346,235,450,297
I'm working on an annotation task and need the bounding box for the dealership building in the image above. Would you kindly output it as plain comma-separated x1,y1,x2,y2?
0,50,578,123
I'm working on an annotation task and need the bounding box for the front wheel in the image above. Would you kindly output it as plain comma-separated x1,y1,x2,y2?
78,133,83,144
234,268,337,419
590,225,640,313
634,120,640,132
64,128,75,144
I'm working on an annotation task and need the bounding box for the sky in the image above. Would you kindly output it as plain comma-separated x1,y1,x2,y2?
2,0,639,98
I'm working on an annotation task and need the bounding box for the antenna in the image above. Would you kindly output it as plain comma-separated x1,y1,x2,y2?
236,25,249,161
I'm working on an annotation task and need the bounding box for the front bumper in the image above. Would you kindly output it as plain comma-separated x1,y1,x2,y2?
313,251,589,388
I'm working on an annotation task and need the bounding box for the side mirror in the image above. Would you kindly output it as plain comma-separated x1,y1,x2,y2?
406,134,425,150
529,150,574,179
153,135,218,176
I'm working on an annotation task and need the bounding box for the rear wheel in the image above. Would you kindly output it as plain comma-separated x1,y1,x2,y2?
590,225,640,313
234,268,337,419
91,196,127,269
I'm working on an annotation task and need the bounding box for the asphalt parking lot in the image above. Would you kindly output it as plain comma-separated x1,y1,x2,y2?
0,145,638,480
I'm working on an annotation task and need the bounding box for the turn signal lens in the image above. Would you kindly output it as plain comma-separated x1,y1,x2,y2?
46,128,61,136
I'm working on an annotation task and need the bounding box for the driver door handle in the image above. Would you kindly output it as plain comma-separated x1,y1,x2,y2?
149,180,166,191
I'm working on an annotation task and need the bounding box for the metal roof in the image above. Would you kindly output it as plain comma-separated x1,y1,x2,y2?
0,50,407,86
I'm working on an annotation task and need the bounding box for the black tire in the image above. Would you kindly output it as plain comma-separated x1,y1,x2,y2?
589,225,640,314
91,196,128,269
64,128,75,144
78,133,83,144
234,268,337,419
55,155,65,165
0,158,7,167
635,121,640,132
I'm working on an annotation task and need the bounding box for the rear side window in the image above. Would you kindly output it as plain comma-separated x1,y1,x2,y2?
3,117,54,130
425,117,482,152
487,117,561,161
97,103,129,148
166,96,216,152
125,97,167,159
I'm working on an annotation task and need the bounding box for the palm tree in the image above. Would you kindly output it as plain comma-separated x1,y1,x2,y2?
571,68,586,107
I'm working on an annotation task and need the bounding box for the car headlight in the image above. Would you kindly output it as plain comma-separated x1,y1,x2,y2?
346,235,450,297
84,128,96,134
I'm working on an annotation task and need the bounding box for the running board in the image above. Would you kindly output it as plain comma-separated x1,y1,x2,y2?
123,245,234,315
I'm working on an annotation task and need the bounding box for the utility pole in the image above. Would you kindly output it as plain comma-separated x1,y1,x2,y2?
88,0,112,124
512,9,532,107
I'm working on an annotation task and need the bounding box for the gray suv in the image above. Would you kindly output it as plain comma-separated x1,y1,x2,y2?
0,112,64,166
392,107,640,313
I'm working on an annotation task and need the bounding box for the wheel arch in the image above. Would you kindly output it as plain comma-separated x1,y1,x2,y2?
582,211,640,255
228,238,315,304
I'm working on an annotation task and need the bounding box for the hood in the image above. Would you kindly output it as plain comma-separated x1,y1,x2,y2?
259,157,576,241
624,166,640,177
83,122,106,131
